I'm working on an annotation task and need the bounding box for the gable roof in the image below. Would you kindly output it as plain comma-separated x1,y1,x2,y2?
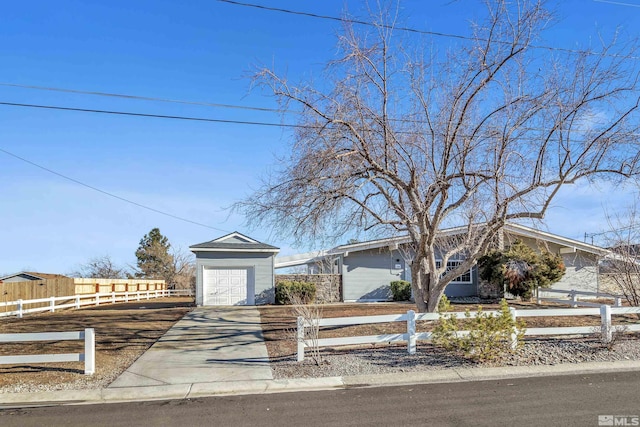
0,271,70,281
189,231,279,253
274,223,609,268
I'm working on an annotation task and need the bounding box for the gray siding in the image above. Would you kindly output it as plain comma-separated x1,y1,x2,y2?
503,234,601,295
343,246,479,301
194,251,275,306
544,252,599,294
443,266,478,298
342,248,405,301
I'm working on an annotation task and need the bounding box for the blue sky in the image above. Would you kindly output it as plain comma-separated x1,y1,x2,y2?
1,0,639,275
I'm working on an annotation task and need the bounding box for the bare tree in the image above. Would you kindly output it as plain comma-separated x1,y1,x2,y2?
239,0,640,312
169,248,196,291
601,204,640,307
71,255,127,279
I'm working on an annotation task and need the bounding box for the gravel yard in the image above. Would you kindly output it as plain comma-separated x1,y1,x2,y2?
258,302,640,379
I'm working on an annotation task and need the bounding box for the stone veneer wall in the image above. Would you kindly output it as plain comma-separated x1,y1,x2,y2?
275,274,342,303
478,279,503,299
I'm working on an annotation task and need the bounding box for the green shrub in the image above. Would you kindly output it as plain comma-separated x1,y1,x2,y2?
275,280,316,305
390,280,412,301
478,240,566,300
432,296,526,362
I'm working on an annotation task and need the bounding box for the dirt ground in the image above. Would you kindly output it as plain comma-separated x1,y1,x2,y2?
2,298,637,393
257,301,640,362
0,297,194,393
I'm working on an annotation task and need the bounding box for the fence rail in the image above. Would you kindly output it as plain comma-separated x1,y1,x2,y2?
0,328,95,375
0,289,193,318
537,287,623,307
296,305,640,361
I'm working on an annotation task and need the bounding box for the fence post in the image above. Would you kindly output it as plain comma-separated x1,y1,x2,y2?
95,294,100,306
570,290,577,308
406,310,417,355
146,291,150,300
75,295,81,309
509,307,518,350
111,292,116,304
615,297,622,307
17,299,23,318
600,304,612,343
125,291,129,302
84,328,95,375
136,291,141,301
297,316,305,362
50,296,56,312
536,286,541,305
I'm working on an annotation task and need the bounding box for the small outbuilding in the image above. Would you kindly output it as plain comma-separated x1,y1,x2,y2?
190,232,279,306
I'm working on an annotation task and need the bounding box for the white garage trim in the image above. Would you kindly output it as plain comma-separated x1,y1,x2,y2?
202,267,255,306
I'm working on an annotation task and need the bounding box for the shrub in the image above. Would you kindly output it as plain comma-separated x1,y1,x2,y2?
478,240,566,300
275,280,316,305
390,280,412,301
432,296,526,362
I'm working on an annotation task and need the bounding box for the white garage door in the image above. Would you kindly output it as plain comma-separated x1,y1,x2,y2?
203,268,248,305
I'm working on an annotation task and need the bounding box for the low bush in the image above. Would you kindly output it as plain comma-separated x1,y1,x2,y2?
275,280,316,305
390,280,412,301
432,296,526,361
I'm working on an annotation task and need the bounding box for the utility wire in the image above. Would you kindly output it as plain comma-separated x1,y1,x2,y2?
0,147,230,233
216,0,640,59
0,101,304,128
0,82,284,114
0,100,634,138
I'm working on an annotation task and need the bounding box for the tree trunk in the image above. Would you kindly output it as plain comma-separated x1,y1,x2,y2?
410,262,428,312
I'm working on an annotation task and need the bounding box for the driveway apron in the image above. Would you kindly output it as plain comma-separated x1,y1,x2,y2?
109,307,273,388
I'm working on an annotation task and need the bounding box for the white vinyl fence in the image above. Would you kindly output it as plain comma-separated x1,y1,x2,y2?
0,328,95,375
0,289,193,318
296,305,640,361
537,287,623,307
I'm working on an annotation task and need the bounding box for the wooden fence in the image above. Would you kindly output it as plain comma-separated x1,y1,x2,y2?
0,289,193,318
0,278,76,304
0,278,166,310
296,305,640,361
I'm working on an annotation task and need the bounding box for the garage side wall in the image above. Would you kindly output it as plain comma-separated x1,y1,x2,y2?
194,251,275,305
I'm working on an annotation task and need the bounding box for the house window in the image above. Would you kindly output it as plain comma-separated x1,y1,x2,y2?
435,260,472,284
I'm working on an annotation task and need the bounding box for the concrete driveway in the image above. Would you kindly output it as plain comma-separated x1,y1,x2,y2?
109,307,273,387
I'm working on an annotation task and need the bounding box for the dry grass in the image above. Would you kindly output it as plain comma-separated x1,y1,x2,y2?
0,297,194,392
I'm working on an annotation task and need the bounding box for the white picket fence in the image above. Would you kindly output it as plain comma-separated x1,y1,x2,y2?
296,305,640,361
537,287,623,308
0,328,95,375
0,289,193,318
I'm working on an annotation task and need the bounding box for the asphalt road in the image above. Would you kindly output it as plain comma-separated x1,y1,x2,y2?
2,371,639,427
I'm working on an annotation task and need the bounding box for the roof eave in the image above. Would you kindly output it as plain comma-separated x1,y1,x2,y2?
189,247,280,253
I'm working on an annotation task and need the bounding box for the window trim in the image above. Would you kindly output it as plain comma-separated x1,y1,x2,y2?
435,259,473,284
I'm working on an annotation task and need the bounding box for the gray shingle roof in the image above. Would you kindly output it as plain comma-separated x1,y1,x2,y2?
189,231,279,252
190,241,279,251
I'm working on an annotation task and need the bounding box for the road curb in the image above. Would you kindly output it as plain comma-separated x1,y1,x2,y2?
2,360,640,407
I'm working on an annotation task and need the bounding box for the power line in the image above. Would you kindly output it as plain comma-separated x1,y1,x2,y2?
1,100,636,138
0,101,305,128
216,0,470,40
0,147,230,233
0,82,284,114
216,0,640,59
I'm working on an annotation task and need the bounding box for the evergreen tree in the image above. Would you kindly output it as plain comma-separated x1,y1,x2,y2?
135,228,175,281
478,240,565,300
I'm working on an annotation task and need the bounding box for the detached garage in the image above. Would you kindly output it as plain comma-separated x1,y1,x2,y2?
190,232,279,306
